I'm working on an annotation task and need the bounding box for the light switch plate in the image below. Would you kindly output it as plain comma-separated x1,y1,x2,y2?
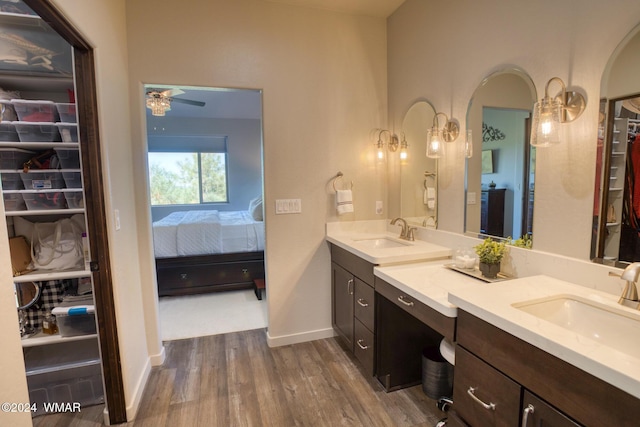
275,199,302,214
114,209,121,230
467,192,476,205
376,200,383,215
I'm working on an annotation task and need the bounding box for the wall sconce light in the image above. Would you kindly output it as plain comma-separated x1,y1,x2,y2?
426,112,459,159
530,77,586,147
465,129,473,158
375,129,400,162
399,133,409,164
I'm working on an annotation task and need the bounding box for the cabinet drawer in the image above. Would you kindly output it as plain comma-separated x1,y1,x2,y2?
157,258,264,296
330,244,375,284
354,318,374,376
374,277,455,341
453,346,521,427
354,279,374,331
522,391,581,427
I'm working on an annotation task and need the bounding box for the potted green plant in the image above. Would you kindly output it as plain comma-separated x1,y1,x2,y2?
474,237,507,278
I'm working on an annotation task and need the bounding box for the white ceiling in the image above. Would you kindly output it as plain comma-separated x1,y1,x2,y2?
265,0,406,18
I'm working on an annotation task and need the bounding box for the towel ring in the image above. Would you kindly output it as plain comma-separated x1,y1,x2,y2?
424,171,436,190
332,172,353,192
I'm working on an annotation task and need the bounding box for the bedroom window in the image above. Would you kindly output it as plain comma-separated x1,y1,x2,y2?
148,151,228,205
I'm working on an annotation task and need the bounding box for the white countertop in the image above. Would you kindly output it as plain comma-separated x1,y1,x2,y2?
326,231,452,265
448,275,640,399
374,261,485,317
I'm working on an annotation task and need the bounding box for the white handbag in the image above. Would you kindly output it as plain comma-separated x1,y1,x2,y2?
31,218,83,270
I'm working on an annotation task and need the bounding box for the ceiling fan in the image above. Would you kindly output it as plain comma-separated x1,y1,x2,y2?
145,88,206,116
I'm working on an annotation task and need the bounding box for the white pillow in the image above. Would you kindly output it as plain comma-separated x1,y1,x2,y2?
249,196,263,221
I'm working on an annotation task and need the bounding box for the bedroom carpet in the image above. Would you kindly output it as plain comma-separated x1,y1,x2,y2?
158,289,267,341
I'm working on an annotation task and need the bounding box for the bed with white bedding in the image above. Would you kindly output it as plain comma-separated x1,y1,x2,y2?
152,209,265,297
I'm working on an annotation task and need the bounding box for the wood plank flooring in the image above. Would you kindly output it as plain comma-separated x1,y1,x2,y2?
33,329,446,426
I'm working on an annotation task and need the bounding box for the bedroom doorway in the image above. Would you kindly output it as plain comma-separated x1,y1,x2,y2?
143,85,266,341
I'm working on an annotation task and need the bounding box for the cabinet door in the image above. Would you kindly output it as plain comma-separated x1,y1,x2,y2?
331,262,354,351
453,346,521,427
521,391,581,427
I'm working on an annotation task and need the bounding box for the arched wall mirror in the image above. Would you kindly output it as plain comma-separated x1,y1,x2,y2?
592,25,640,267
465,69,537,242
400,101,438,227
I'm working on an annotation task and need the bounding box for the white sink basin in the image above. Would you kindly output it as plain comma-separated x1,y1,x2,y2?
513,294,640,357
352,237,411,249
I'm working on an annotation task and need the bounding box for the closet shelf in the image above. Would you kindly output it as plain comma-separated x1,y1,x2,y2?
13,269,91,284
21,332,97,349
25,357,100,375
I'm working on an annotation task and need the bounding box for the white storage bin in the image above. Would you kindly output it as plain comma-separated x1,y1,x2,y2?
0,121,18,141
1,173,23,190
63,191,84,209
55,103,77,123
51,306,96,337
54,147,80,169
12,99,58,122
0,147,34,169
22,191,66,210
14,122,61,142
56,123,78,142
27,364,104,416
3,193,24,211
62,172,81,188
21,171,64,189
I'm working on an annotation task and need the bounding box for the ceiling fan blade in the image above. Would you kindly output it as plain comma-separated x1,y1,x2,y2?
170,97,206,107
161,88,184,98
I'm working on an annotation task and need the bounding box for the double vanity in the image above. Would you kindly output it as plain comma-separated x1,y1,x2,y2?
326,221,640,427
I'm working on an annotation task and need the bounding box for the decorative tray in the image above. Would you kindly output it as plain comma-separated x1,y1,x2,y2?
444,263,511,283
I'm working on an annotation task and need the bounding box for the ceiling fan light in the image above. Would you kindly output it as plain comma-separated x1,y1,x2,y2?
146,96,171,116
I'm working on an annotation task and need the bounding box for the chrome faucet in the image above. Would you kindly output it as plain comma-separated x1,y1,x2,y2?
390,217,416,241
614,263,640,309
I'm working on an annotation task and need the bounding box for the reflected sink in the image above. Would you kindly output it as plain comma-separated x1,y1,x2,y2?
352,237,411,249
513,295,640,357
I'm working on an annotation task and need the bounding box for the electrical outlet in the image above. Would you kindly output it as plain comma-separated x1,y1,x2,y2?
114,209,121,230
376,200,383,215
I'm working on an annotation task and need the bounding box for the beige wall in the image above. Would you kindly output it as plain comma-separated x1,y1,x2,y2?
125,0,388,345
388,0,640,260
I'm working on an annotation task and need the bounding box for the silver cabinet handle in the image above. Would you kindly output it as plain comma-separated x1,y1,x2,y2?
521,404,534,426
356,339,368,350
467,387,496,410
347,279,354,295
397,295,414,307
357,298,369,307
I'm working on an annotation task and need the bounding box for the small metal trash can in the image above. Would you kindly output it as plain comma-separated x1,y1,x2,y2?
421,346,454,400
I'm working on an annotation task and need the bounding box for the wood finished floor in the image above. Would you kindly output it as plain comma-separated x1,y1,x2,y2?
33,329,445,426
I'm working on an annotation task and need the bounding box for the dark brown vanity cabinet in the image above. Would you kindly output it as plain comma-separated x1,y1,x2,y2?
480,189,505,237
330,244,376,375
452,310,640,427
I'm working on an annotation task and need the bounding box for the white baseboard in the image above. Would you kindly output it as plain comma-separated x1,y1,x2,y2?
266,327,336,347
124,356,152,422
149,345,166,366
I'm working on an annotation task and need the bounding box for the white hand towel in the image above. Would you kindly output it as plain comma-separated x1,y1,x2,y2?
336,190,354,215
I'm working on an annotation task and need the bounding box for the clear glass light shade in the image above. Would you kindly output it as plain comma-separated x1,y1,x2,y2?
465,129,473,158
146,97,171,116
376,140,386,162
426,128,444,159
531,97,561,147
399,137,408,165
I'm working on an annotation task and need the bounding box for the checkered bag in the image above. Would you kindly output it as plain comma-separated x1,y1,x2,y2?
24,280,67,330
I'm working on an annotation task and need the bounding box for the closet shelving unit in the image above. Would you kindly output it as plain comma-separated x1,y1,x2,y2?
603,117,629,262
0,6,104,415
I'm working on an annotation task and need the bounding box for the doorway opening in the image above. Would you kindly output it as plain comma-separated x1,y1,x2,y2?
143,85,266,341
